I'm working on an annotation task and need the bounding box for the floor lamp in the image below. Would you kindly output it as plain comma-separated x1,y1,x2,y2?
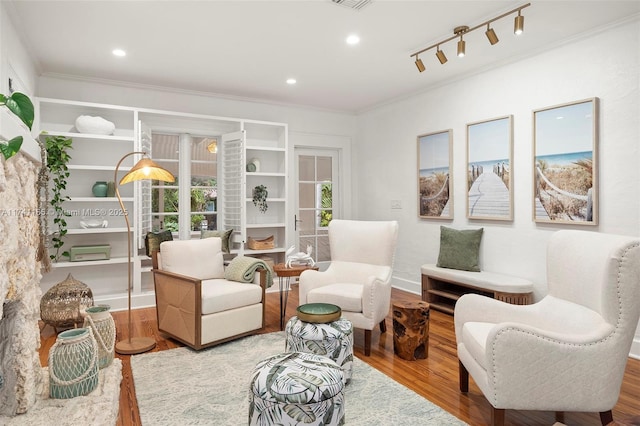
114,151,175,355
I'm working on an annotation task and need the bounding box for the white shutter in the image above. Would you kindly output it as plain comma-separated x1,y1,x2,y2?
137,120,153,249
221,130,245,250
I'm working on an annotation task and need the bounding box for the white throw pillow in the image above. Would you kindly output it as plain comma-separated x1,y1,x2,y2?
159,238,225,280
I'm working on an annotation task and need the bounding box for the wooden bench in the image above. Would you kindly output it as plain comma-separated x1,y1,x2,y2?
421,264,534,314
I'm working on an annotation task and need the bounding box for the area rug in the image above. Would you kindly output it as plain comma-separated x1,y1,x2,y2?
0,359,122,426
131,332,466,425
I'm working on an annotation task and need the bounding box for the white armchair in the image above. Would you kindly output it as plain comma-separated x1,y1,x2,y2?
152,237,266,350
299,219,399,356
455,230,640,425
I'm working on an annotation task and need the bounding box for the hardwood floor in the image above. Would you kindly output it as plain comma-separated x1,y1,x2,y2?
39,287,640,425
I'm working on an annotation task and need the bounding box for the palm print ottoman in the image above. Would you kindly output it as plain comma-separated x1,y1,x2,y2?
248,352,345,426
285,316,354,384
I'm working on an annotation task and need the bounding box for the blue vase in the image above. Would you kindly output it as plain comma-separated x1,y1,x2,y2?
92,181,108,197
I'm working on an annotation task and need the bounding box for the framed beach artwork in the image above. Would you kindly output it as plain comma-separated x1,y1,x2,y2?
466,115,513,221
533,98,599,225
417,130,452,219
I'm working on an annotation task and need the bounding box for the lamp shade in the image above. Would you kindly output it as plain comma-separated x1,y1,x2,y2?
119,157,175,185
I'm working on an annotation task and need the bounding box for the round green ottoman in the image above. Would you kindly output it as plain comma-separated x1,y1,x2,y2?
285,316,354,384
248,352,345,425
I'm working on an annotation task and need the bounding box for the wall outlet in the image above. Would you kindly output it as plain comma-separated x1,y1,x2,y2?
391,200,402,209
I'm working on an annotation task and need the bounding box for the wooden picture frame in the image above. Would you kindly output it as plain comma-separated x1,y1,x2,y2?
533,98,598,225
466,115,513,221
417,130,452,219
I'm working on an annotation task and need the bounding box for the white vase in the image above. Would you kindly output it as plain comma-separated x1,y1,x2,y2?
83,305,116,369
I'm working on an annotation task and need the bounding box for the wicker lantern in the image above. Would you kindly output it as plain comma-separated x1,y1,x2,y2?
40,274,94,332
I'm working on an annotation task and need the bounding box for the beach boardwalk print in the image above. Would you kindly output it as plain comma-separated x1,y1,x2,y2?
466,116,513,220
418,130,452,219
533,99,597,224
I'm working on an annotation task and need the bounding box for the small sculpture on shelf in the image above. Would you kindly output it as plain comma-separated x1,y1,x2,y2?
74,115,115,135
285,244,315,268
80,216,108,229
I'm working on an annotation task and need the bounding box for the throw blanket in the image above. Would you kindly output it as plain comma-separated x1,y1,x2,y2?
224,256,273,288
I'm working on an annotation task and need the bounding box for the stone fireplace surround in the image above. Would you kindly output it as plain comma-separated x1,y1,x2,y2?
0,152,43,415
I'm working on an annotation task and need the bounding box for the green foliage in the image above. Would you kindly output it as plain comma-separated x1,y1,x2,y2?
152,177,217,231
45,134,73,261
0,92,34,160
253,185,268,213
320,183,332,227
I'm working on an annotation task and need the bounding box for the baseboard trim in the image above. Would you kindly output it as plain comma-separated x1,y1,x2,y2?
96,292,156,312
391,276,420,296
630,337,640,360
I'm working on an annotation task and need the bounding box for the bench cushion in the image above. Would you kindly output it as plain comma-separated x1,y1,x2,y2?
421,264,533,294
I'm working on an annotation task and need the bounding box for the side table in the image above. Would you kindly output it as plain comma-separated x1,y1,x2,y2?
272,263,319,330
392,300,430,360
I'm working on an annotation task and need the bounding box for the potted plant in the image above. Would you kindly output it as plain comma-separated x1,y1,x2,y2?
252,185,268,213
205,187,217,211
0,92,34,160
43,134,73,261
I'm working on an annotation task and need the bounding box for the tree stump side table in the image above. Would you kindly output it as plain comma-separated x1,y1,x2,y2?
392,300,429,361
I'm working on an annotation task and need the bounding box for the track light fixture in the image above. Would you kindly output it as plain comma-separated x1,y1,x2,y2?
485,24,499,45
455,26,468,57
410,3,530,72
436,46,447,64
514,10,525,35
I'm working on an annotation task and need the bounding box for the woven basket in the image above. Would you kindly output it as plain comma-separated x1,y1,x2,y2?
40,274,94,329
247,235,275,250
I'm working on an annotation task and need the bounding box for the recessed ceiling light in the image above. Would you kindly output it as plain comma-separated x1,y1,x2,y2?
346,34,360,45
112,49,126,57
286,78,297,85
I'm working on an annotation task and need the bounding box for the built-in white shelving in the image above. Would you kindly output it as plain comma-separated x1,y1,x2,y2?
38,98,290,311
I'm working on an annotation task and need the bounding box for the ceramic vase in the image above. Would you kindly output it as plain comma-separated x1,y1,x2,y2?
92,181,108,197
48,328,99,399
83,305,116,369
106,181,116,197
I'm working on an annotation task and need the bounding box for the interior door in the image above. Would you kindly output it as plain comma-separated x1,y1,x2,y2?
294,148,339,266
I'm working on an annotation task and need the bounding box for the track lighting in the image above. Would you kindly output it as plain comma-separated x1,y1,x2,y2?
485,24,499,45
410,3,530,72
436,46,447,64
455,26,468,58
514,11,525,35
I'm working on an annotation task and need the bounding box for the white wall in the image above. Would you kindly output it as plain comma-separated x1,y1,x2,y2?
355,18,640,357
0,3,38,96
0,2,40,161
37,76,356,139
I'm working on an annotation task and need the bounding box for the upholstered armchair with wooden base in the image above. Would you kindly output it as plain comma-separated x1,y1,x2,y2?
455,230,640,426
299,219,399,356
152,237,266,350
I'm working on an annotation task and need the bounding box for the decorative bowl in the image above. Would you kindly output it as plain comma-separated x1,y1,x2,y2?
80,217,108,229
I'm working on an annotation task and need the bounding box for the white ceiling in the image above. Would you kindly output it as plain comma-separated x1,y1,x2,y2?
6,1,640,113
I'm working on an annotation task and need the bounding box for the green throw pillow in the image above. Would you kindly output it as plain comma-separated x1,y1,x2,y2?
145,230,173,257
436,226,483,272
201,229,234,254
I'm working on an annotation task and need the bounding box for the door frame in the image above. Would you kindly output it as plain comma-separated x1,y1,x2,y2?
289,131,352,262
